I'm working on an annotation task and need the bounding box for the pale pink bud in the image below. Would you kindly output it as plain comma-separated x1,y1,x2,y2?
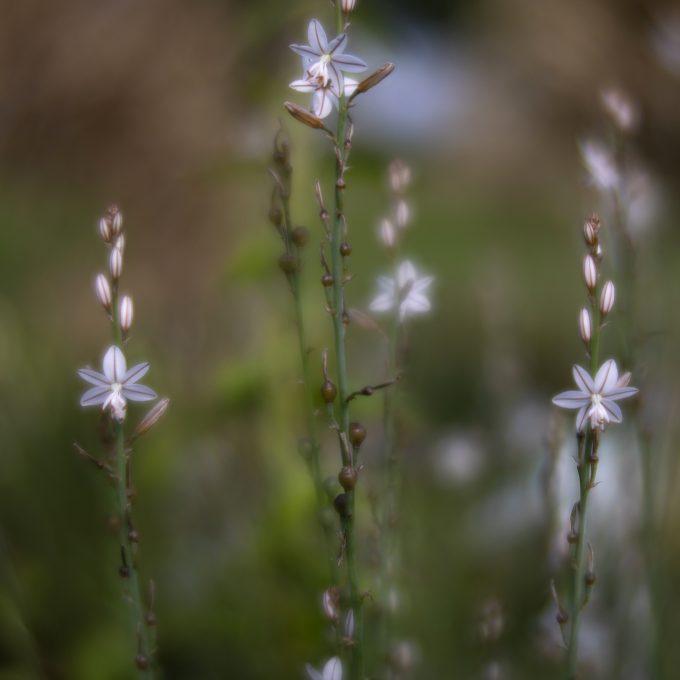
395,200,410,228
114,233,125,256
380,218,396,248
95,273,112,310
322,587,339,622
109,247,123,280
111,208,123,235
119,295,133,333
583,254,597,291
344,610,355,639
341,0,356,12
579,307,591,345
600,280,615,316
616,371,632,388
389,159,411,193
99,217,113,243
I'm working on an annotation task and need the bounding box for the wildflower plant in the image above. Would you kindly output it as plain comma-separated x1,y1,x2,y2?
550,213,638,679
279,3,397,677
75,205,168,676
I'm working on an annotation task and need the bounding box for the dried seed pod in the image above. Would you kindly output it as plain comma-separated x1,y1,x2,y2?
134,654,149,670
340,242,352,257
322,274,334,288
292,226,310,247
321,380,337,403
333,492,352,518
278,253,297,274
349,422,366,447
284,101,326,130
338,466,358,491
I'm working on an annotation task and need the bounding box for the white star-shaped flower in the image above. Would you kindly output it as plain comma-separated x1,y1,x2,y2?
305,656,343,680
552,359,638,432
78,345,157,422
289,19,366,118
370,260,434,321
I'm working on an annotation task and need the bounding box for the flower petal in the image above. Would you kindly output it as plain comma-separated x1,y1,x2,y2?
604,386,638,401
552,391,590,409
594,359,619,393
305,665,323,680
412,276,434,294
122,384,158,402
397,260,417,288
308,19,328,53
290,44,321,60
290,79,316,93
576,404,589,431
124,362,150,385
370,293,395,312
601,398,623,423
77,368,109,386
312,88,335,119
103,346,127,383
80,385,112,407
322,656,343,680
327,33,347,56
343,77,359,97
332,52,368,72
404,292,431,313
572,365,595,394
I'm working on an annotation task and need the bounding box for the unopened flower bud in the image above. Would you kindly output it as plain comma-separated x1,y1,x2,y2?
600,280,615,316
95,274,112,310
341,0,356,12
284,101,326,130
99,217,113,243
395,200,410,228
322,587,340,622
110,247,123,280
579,308,591,345
344,609,355,639
112,209,123,235
338,466,358,491
380,218,396,248
321,380,337,403
583,254,597,291
119,295,133,333
353,63,395,97
389,160,411,194
349,422,366,447
583,222,596,246
134,398,170,438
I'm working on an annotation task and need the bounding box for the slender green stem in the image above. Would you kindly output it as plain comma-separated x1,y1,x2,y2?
111,282,154,676
565,302,601,679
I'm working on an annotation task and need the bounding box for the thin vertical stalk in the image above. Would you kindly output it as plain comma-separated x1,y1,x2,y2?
111,283,154,676
565,303,600,680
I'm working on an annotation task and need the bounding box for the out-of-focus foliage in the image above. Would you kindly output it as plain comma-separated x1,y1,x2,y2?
1,0,680,678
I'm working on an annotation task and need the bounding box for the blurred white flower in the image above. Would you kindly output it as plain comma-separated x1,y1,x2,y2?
552,360,638,432
305,657,343,680
78,345,157,422
600,88,638,132
370,260,433,321
290,19,366,113
580,140,619,191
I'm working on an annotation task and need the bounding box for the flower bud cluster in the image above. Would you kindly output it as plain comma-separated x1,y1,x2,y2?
378,160,413,251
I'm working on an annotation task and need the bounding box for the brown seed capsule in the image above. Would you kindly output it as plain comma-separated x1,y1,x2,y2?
128,529,140,543
145,611,157,627
269,207,283,227
321,380,337,403
340,242,352,257
322,273,334,288
336,177,346,190
556,610,569,625
585,572,596,586
284,101,326,130
333,493,352,518
135,654,149,670
338,466,358,491
291,226,310,247
349,422,366,447
278,253,297,274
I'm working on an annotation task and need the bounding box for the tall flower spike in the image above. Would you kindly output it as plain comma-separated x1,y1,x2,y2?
552,359,638,432
78,345,157,422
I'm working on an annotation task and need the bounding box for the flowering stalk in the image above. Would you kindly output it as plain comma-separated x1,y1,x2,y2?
76,206,166,675
269,128,337,578
552,214,637,679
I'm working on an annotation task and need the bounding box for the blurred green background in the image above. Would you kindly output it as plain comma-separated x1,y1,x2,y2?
1,0,680,678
